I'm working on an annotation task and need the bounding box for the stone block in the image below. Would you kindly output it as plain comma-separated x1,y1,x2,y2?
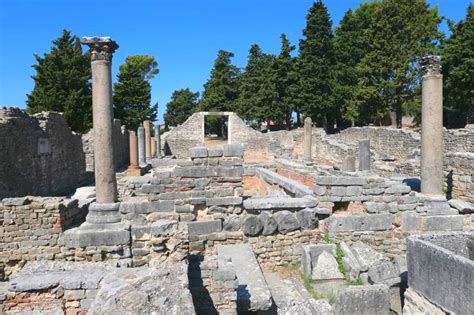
401,212,422,232
223,215,242,232
206,197,242,206
315,176,366,186
259,211,277,235
242,215,263,236
243,196,316,210
63,223,130,248
296,208,318,230
351,241,385,272
119,197,149,214
385,184,411,195
312,251,345,281
188,220,222,237
257,168,314,197
148,200,175,212
208,147,223,157
190,146,208,158
2,197,29,206
301,244,336,276
364,202,388,214
222,144,244,157
334,284,390,315
327,214,392,232
340,241,361,281
424,215,464,231
448,198,474,214
368,260,400,285
273,210,300,234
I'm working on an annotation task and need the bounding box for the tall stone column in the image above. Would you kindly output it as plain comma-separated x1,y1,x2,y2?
137,126,146,166
127,131,140,176
303,117,312,161
143,120,152,160
150,137,156,157
155,124,161,157
420,55,443,196
81,37,118,205
64,37,129,250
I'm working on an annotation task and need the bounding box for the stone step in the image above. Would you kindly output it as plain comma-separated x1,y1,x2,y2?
218,244,273,312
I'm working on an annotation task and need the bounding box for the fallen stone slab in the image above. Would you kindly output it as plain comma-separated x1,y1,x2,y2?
351,241,386,272
368,260,400,285
243,196,317,210
218,244,273,312
257,168,313,197
448,198,474,214
333,284,390,315
72,186,96,200
327,214,392,232
340,241,361,281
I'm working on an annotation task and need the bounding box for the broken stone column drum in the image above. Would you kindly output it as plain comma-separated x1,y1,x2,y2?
138,126,146,166
303,117,312,161
150,137,156,157
143,120,151,160
156,124,161,157
420,55,443,196
82,37,118,204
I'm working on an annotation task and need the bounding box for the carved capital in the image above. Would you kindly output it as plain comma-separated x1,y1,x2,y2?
81,36,119,62
419,55,442,76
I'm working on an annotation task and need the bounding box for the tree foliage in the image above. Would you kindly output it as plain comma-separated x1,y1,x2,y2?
113,55,159,131
442,4,474,128
294,0,336,126
26,30,92,132
164,88,199,127
199,50,240,112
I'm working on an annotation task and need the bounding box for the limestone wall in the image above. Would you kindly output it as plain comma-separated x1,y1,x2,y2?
0,108,86,198
0,196,89,277
0,107,130,199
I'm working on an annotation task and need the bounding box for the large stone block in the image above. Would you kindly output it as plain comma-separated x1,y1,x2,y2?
301,244,336,276
296,208,319,230
340,241,361,281
187,220,222,237
368,260,400,285
256,168,314,197
351,241,385,272
243,196,316,210
312,250,344,281
63,223,131,248
334,284,390,315
206,197,243,206
259,211,278,235
223,144,244,157
242,215,263,236
424,215,464,231
190,146,208,158
448,198,474,214
407,233,474,314
273,210,300,234
327,214,392,232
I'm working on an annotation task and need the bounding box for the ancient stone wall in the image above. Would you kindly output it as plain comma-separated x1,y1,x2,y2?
0,196,89,277
0,108,86,198
0,107,130,198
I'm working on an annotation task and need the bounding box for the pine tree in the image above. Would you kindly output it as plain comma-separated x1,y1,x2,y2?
295,0,336,128
442,4,474,128
26,30,92,132
113,55,159,130
333,4,378,125
357,0,441,127
237,44,275,124
164,88,199,127
199,50,240,112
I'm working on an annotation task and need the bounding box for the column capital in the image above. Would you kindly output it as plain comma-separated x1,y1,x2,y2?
419,55,442,76
81,36,119,62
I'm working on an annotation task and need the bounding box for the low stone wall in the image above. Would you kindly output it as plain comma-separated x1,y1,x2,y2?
0,196,89,277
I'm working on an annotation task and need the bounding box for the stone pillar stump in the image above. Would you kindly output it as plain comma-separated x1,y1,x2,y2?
138,125,146,166
143,120,152,160
127,131,141,176
303,117,312,161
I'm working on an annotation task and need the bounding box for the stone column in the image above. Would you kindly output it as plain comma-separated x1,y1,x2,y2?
420,55,444,196
155,124,161,157
143,120,152,160
64,37,129,250
138,126,146,166
127,131,140,176
81,37,118,205
150,137,156,157
358,139,371,171
303,117,312,161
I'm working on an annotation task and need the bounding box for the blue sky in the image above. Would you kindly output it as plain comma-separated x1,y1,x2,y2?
0,0,471,124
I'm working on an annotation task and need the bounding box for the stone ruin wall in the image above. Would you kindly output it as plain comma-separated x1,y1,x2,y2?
0,107,130,199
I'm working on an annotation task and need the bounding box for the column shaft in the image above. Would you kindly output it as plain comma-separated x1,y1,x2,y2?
303,117,312,161
144,120,151,160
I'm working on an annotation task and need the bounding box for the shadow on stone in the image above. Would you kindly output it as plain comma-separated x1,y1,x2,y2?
402,178,420,192
188,254,218,315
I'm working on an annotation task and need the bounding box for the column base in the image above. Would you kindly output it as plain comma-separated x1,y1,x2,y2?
420,194,458,215
127,165,142,176
63,222,130,248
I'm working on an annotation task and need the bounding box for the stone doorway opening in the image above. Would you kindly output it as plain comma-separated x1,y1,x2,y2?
203,113,229,148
